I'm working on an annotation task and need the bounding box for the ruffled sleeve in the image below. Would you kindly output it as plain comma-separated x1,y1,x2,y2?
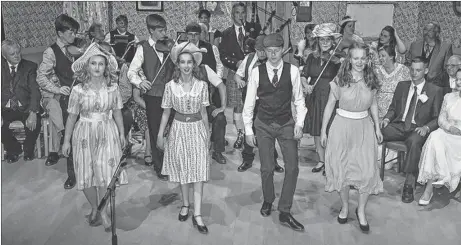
329,78,340,100
161,82,173,109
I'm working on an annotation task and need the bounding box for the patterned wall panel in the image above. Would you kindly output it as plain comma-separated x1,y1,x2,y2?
418,1,461,48
2,1,62,48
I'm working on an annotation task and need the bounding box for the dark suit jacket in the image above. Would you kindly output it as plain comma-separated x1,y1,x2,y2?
384,80,443,131
405,40,453,84
1,58,41,113
219,22,258,72
435,72,454,95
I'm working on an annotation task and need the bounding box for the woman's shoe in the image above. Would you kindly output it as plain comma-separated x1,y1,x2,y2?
312,162,325,173
192,215,208,234
86,211,102,227
144,155,153,166
337,209,348,224
355,208,369,232
418,193,433,206
178,205,190,222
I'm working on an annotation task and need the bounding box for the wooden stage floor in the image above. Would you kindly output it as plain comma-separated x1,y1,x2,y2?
2,111,461,245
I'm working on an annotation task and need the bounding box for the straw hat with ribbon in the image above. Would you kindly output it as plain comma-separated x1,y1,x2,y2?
312,23,342,39
71,42,118,73
170,41,207,66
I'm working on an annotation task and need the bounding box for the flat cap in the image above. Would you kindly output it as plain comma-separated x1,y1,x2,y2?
263,33,284,48
185,22,201,33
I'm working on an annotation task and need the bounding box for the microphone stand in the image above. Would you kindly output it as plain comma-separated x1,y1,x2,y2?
97,144,132,245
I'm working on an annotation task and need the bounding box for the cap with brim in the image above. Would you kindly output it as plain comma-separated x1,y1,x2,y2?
339,17,357,26
263,33,284,48
185,22,201,33
170,41,207,66
312,23,342,39
71,42,118,73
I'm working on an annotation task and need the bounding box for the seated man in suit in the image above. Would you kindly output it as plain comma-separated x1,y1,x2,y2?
437,55,461,95
381,56,444,203
1,40,42,163
405,21,452,84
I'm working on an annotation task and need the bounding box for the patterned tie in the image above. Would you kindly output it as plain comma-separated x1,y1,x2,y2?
63,46,74,62
404,86,418,130
9,65,19,110
238,27,244,48
424,44,431,59
272,69,279,87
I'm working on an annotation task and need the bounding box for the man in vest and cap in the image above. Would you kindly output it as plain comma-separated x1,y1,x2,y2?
242,33,307,231
234,35,283,173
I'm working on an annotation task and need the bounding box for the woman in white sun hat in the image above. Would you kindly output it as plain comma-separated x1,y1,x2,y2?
156,41,211,234
61,42,127,232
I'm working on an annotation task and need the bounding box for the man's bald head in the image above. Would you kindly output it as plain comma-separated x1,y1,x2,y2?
447,55,461,77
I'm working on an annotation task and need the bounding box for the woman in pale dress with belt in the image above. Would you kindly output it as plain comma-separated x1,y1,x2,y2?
321,42,383,232
417,68,461,205
157,42,211,234
62,43,128,231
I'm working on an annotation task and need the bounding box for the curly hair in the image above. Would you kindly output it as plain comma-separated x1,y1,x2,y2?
335,42,380,90
311,36,336,59
171,52,204,83
73,54,118,87
377,26,396,51
378,44,396,63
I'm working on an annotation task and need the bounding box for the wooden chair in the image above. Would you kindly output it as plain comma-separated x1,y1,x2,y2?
380,141,407,180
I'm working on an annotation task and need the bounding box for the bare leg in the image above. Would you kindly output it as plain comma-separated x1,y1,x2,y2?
83,187,98,220
339,186,350,218
314,136,325,168
98,186,111,229
193,181,205,225
421,180,434,201
180,183,190,215
357,192,370,225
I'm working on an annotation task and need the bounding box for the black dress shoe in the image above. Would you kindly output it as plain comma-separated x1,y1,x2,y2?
233,130,244,149
238,161,252,172
6,153,21,163
45,152,59,166
279,212,304,232
178,205,190,222
260,202,272,217
192,215,208,234
355,208,369,232
337,209,348,224
212,152,226,164
312,163,325,173
323,170,326,176
402,184,414,203
64,177,76,189
23,154,34,161
274,162,284,173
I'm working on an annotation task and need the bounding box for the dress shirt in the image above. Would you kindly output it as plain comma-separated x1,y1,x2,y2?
36,38,69,95
401,80,426,124
242,60,307,135
236,53,260,100
449,77,456,89
127,37,164,88
203,64,222,87
211,45,224,78
104,29,140,44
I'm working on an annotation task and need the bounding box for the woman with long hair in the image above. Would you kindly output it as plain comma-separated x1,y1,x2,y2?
301,23,342,176
156,42,211,234
371,26,407,64
61,43,128,231
321,42,383,232
294,23,317,66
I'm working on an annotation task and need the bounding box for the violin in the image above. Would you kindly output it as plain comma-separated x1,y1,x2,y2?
155,37,176,53
66,35,93,58
319,49,346,64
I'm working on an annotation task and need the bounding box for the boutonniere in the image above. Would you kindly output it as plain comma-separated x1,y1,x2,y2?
245,32,250,36
418,91,428,103
250,28,255,32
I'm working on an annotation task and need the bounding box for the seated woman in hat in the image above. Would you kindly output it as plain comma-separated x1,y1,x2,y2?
61,43,128,231
156,42,211,234
337,16,364,54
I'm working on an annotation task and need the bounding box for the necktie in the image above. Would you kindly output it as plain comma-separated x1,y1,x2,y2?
9,65,19,109
238,27,244,48
404,86,418,130
272,69,279,87
424,44,431,59
63,46,73,62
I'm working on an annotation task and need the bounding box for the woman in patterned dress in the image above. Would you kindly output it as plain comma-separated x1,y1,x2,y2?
374,45,411,170
132,68,152,165
61,43,128,231
321,43,383,232
157,42,211,234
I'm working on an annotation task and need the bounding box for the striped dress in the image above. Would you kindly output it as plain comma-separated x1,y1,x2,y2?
68,83,128,191
161,79,211,184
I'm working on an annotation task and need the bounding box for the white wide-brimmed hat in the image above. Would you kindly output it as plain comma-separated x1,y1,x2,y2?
71,42,118,73
312,23,342,38
339,17,357,26
170,41,207,66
